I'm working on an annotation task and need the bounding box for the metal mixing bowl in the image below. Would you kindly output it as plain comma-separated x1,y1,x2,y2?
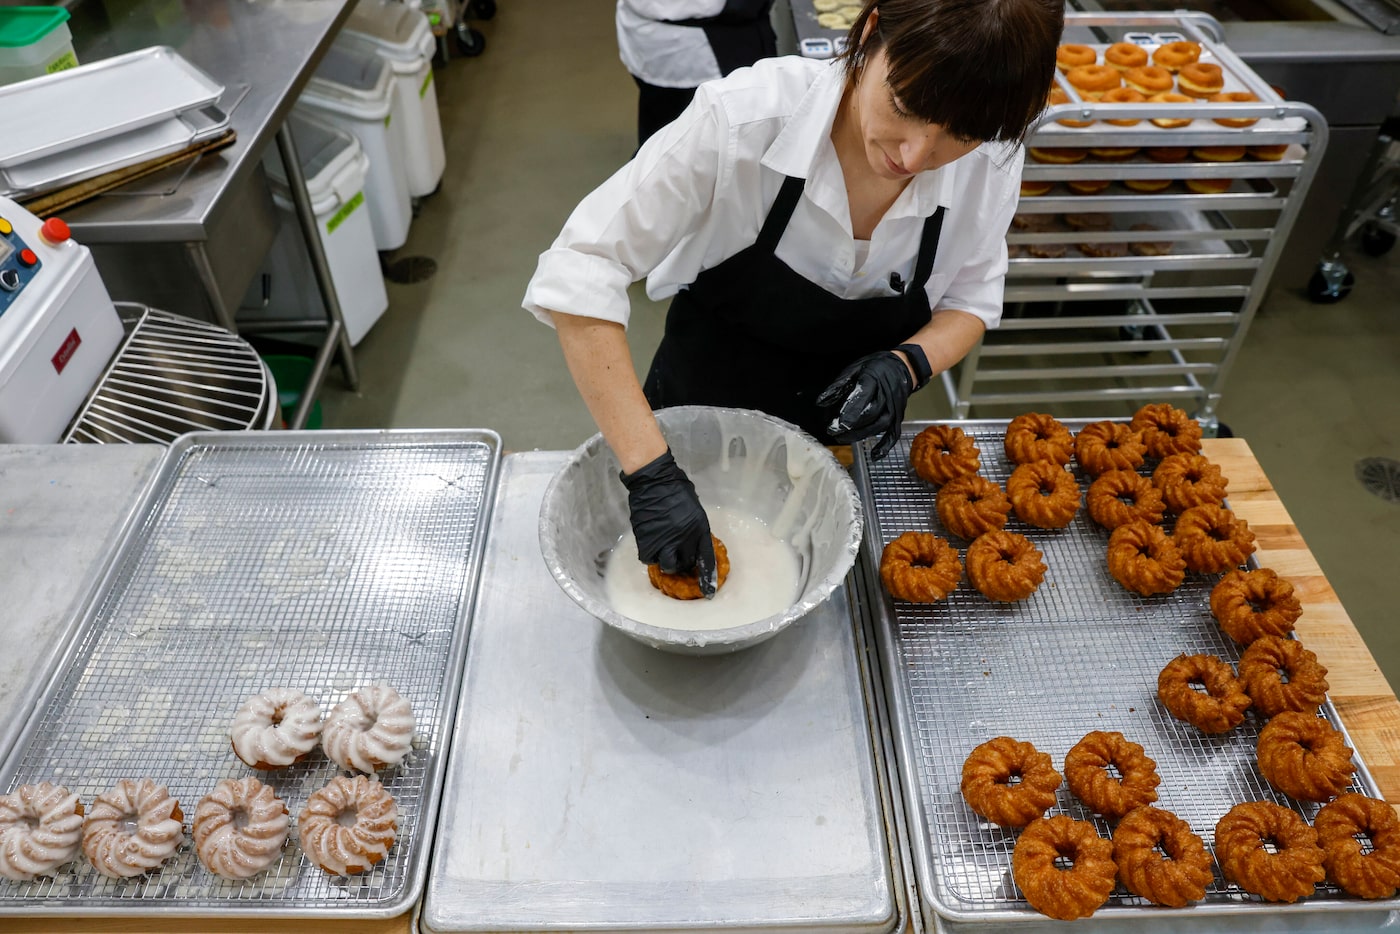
539,406,863,655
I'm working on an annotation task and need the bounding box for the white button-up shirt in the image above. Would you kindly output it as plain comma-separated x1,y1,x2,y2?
523,55,1021,332
616,0,724,88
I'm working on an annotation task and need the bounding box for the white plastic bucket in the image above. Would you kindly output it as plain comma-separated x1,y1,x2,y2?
243,110,388,346
339,0,445,197
297,40,412,251
0,8,78,88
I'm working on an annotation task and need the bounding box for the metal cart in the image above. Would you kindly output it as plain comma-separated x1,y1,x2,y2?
943,13,1327,433
1309,119,1400,302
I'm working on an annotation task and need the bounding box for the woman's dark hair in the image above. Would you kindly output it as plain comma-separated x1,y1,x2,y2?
840,0,1064,144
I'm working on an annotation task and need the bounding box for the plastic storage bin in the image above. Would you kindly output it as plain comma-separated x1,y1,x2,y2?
0,7,78,87
339,0,445,197
297,39,412,250
241,110,388,346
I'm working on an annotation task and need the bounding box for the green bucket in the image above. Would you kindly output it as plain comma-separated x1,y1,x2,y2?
262,355,324,430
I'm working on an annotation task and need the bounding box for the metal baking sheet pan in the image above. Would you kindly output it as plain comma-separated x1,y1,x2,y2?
1005,208,1247,267
851,420,1399,924
0,46,224,168
0,430,500,918
421,452,899,934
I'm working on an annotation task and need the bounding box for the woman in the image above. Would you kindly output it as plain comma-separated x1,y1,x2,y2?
523,0,1063,595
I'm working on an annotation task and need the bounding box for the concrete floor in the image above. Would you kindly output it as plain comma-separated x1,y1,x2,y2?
320,0,1400,685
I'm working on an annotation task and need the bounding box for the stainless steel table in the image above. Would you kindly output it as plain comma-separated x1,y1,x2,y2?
61,0,362,429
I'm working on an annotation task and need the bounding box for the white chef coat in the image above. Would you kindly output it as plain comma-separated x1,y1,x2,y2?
617,0,725,88
523,55,1021,332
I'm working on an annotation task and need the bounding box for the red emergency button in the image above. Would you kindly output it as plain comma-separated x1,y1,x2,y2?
40,217,70,244
18,249,38,267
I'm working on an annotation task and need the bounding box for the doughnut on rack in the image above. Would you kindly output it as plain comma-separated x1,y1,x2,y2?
945,12,1327,431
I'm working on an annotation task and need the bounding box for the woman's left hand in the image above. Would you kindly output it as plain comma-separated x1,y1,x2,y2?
815,350,915,460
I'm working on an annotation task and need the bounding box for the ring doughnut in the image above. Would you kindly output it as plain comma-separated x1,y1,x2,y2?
1179,61,1224,97
936,474,1011,541
1146,145,1190,162
1210,90,1260,127
1101,86,1146,125
1257,711,1355,802
960,736,1062,828
1148,92,1195,128
1048,85,1093,128
1013,816,1117,920
1029,146,1087,164
1056,43,1097,72
1130,403,1202,458
193,777,289,880
1004,412,1074,465
1107,520,1185,595
1195,145,1246,162
1104,42,1148,72
1008,461,1081,528
1249,144,1288,161
231,688,322,771
880,531,962,602
648,534,731,599
1215,801,1324,902
1074,420,1146,476
909,425,980,486
1211,567,1303,645
1123,65,1173,95
1020,179,1054,197
0,783,83,881
1239,635,1329,718
1152,40,1201,72
966,530,1046,601
1087,469,1165,529
1315,794,1400,898
1152,452,1228,513
298,775,398,876
82,779,184,878
1068,179,1112,195
1066,64,1121,100
1158,653,1251,733
1113,806,1214,906
1173,503,1256,574
1065,730,1160,819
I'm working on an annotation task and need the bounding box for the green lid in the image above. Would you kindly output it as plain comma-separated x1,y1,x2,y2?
0,7,71,49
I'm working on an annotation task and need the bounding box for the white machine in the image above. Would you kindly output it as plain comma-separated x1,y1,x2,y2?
0,195,122,442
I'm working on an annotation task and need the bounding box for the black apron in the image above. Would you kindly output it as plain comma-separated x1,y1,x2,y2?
668,0,777,77
643,174,946,442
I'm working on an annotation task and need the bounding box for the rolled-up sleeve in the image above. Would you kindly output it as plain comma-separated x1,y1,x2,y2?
522,88,727,329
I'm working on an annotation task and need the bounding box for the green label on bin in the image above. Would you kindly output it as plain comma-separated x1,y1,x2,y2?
46,51,78,74
325,191,364,235
384,113,391,129
420,70,433,98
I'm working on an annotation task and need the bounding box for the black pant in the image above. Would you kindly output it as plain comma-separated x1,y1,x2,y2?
633,76,697,149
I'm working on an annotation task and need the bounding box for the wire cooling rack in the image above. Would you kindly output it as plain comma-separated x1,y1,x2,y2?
853,420,1391,922
0,431,499,917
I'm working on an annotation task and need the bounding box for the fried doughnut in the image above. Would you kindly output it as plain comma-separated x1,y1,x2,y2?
1174,503,1256,573
1194,145,1246,162
1157,653,1250,733
1211,90,1260,127
1239,635,1329,718
1123,65,1173,95
1068,179,1112,196
937,474,1011,540
910,424,981,486
1124,178,1173,194
1211,568,1303,645
1105,42,1148,72
1074,420,1146,476
1316,794,1400,898
1152,40,1201,72
0,783,83,881
1152,453,1228,513
880,531,962,602
1186,178,1232,194
1130,403,1203,458
1048,85,1094,128
1145,145,1190,162
1008,462,1081,528
966,530,1046,602
1029,146,1087,164
1004,412,1074,466
1066,64,1121,100
648,535,731,599
1113,806,1214,906
1130,223,1173,256
1064,211,1111,231
1101,86,1146,125
960,736,1062,828
1057,43,1097,72
1215,801,1324,902
298,775,398,875
1249,144,1288,161
231,688,322,771
1179,62,1224,97
1148,92,1195,128
193,777,289,880
82,779,184,878
1026,240,1068,258
1107,521,1185,596
1065,731,1160,819
1258,711,1355,801
1020,179,1054,197
1013,816,1117,920
1087,469,1165,529
1092,149,1141,165
1078,240,1128,258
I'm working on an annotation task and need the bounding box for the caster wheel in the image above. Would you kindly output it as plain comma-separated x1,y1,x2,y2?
468,0,497,19
1307,265,1354,304
453,23,486,57
1361,222,1396,257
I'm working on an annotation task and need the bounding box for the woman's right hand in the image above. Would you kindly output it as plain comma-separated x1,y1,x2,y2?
620,450,718,597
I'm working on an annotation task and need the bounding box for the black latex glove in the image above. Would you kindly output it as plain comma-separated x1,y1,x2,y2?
815,350,914,461
619,449,718,597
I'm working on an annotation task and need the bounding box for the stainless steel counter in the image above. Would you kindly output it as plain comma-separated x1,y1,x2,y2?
0,443,162,764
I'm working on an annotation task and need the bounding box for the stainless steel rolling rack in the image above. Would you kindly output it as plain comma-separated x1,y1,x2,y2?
943,13,1327,432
